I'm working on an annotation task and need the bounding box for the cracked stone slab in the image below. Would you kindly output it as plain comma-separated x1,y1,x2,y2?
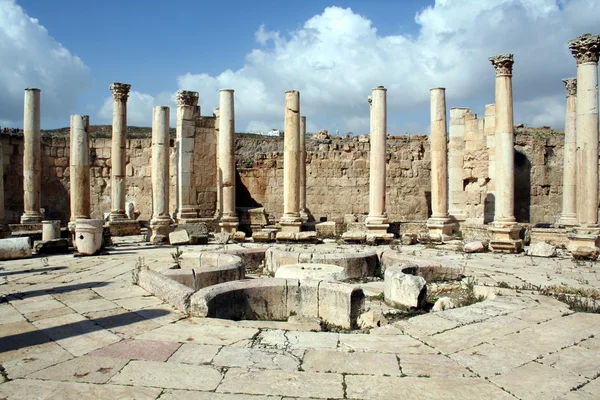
0,304,26,325
2,340,73,379
345,375,515,399
302,349,401,376
0,378,162,399
489,361,587,400
539,345,600,379
109,359,222,391
450,342,534,378
27,355,127,383
84,307,162,338
338,333,436,354
212,347,300,371
135,320,259,345
217,368,344,398
160,391,281,400
399,354,474,377
88,339,181,361
167,343,221,365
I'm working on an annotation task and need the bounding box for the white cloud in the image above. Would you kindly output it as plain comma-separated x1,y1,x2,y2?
98,90,179,127
170,0,599,133
0,0,92,126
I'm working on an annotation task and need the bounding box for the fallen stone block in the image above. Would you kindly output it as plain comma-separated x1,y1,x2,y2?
231,231,246,242
296,231,318,243
169,230,190,245
432,297,456,312
358,310,388,329
275,231,296,242
384,264,427,309
252,229,277,243
214,232,230,244
189,234,209,245
0,237,32,260
316,221,339,239
341,231,366,244
33,238,70,255
464,241,486,253
572,246,600,261
401,233,418,245
527,242,557,257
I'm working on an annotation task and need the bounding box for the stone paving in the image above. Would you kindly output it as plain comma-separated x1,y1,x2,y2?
1,237,600,399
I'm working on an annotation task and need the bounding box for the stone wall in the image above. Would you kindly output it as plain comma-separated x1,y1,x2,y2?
1,126,564,227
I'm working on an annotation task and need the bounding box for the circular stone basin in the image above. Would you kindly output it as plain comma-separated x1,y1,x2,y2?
274,263,346,281
265,245,378,279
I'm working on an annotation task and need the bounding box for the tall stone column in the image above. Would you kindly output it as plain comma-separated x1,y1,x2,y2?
217,89,239,233
149,106,174,243
427,88,456,240
448,107,469,222
489,54,522,252
484,104,496,223
68,115,91,235
20,88,43,224
176,90,200,222
568,33,600,252
365,86,391,237
0,143,5,237
279,90,302,233
559,78,578,227
299,115,308,220
108,83,130,221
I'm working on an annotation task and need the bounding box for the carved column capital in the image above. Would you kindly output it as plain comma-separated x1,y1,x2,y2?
109,83,131,102
568,34,600,64
562,78,577,97
176,90,199,107
489,54,514,76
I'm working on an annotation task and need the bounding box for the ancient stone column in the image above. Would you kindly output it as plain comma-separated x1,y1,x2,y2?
0,143,5,237
108,83,130,221
448,107,469,222
568,33,600,251
217,89,239,233
279,90,302,233
365,86,390,236
299,115,308,220
20,88,43,224
559,78,578,227
489,54,522,252
484,104,496,223
149,106,174,243
69,115,91,230
427,88,456,240
175,90,200,222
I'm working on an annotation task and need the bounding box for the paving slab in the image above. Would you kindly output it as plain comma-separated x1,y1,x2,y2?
0,378,162,399
160,391,281,400
167,343,221,365
399,354,474,377
345,375,515,399
338,333,436,354
302,349,400,376
109,359,222,391
0,304,26,325
136,320,259,345
1,341,73,379
64,298,119,314
539,345,600,379
10,297,65,315
23,305,77,322
27,355,127,383
489,361,587,400
217,368,344,398
88,339,181,361
213,347,300,371
113,295,165,311
450,342,534,378
84,307,163,338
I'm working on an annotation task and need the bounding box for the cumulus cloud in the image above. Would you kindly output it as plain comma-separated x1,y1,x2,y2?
170,0,599,133
0,0,92,126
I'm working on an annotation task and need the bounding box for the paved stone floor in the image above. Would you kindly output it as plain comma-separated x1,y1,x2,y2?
1,237,600,399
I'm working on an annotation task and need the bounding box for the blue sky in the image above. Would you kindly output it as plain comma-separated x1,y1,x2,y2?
1,0,599,133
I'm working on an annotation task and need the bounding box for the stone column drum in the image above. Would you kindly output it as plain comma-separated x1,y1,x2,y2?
365,86,391,237
567,33,600,251
559,78,578,227
279,90,302,233
426,88,456,240
21,88,43,224
217,89,239,233
0,143,5,237
68,115,91,236
489,54,522,252
108,83,130,221
149,106,174,243
299,115,308,221
175,90,200,221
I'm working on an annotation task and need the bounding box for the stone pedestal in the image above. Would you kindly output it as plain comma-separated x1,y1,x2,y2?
175,90,201,222
299,115,308,221
365,86,391,238
69,115,91,240
426,88,456,241
559,78,578,227
21,88,43,224
217,89,239,234
568,34,600,253
278,90,302,235
42,220,60,241
489,54,522,252
149,106,174,243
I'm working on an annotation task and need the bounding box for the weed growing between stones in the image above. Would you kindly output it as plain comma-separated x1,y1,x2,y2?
171,247,183,268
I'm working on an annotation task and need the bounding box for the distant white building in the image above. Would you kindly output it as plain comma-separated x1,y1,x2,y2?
264,129,280,137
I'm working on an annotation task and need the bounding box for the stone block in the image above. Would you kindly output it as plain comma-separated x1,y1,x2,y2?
0,237,32,260
464,241,486,253
384,265,427,309
33,238,70,255
527,242,557,257
252,229,276,242
169,230,190,245
189,234,208,245
401,233,418,245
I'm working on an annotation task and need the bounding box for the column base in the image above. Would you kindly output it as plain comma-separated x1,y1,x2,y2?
279,215,302,233
558,214,578,228
489,223,523,253
107,219,141,236
219,216,239,234
149,218,174,244
176,207,200,222
365,215,390,236
426,217,457,242
567,226,600,253
108,211,128,221
299,209,309,223
20,212,43,224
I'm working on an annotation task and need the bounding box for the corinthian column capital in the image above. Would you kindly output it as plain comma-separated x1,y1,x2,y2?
176,90,199,107
568,33,600,65
489,54,514,76
562,78,577,97
109,83,131,102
